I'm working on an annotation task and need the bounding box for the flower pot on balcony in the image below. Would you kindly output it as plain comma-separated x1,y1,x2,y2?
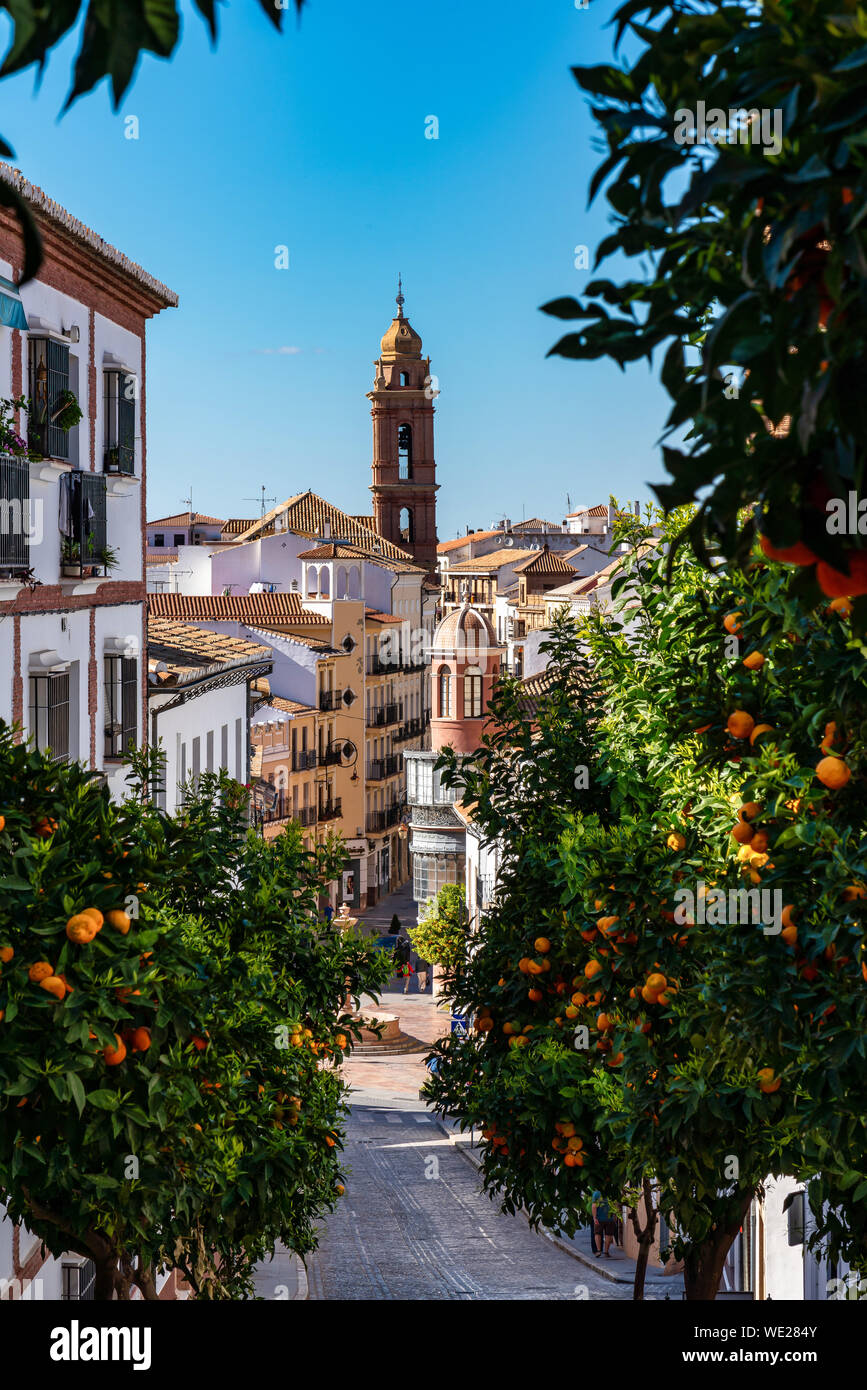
61,562,80,578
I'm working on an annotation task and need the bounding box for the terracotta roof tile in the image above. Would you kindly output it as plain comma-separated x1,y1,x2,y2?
147,511,226,529
145,552,178,565
297,541,422,572
565,503,608,519
234,491,414,563
437,529,502,554
447,547,539,573
512,547,577,576
147,619,273,685
221,518,258,536
148,593,330,624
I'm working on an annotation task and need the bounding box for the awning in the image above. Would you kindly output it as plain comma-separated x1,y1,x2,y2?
0,276,27,331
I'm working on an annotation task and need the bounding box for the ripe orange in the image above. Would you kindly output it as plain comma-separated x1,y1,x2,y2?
731,819,754,844
828,596,852,618
816,756,851,789
528,987,543,1003
741,801,763,822
79,908,104,931
584,959,602,980
723,611,743,634
477,1017,494,1032
666,832,686,851
781,924,797,946
39,975,66,1000
104,1035,127,1066
597,915,620,935
335,1033,348,1049
758,535,817,566
0,945,13,964
641,985,660,1005
66,914,97,944
597,1012,613,1031
191,1034,209,1051
106,910,131,934
646,973,667,993
131,1027,151,1052
607,1051,625,1067
742,651,765,670
0,815,4,832
28,961,53,983
726,710,754,739
534,937,551,954
816,553,867,598
842,884,866,901
749,723,775,746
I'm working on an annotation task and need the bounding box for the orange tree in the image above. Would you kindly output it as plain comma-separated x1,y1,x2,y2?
427,512,866,1298
667,534,867,1278
545,0,867,588
0,729,387,1299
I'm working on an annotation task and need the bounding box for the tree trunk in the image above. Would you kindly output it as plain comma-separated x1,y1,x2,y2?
93,1257,119,1301
682,1193,754,1300
634,1238,652,1300
630,1176,659,1301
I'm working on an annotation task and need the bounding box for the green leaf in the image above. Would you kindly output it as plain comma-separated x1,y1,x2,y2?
86,1089,119,1111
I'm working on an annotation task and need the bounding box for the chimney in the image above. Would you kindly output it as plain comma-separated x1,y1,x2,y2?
607,503,614,529
634,500,640,518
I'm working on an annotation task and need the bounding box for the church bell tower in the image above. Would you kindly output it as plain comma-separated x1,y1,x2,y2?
368,279,439,576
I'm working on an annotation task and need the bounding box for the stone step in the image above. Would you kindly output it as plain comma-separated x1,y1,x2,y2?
349,1031,430,1056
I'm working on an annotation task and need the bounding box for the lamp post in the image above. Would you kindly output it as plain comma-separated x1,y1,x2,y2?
335,901,357,1016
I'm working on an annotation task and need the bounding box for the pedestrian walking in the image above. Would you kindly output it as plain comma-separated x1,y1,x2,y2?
415,956,429,993
402,952,416,995
393,931,411,986
591,1190,618,1257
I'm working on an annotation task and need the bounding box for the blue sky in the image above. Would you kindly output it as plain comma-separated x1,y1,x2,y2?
1,0,668,538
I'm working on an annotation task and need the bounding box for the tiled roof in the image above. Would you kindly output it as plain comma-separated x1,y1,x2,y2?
364,608,403,625
147,619,273,686
562,544,589,562
268,695,317,716
437,529,502,554
248,624,337,653
565,503,608,519
297,541,422,572
512,518,554,532
234,491,414,563
512,547,577,577
147,511,226,529
0,162,177,307
221,518,258,536
145,552,178,565
352,515,376,528
447,547,538,573
148,593,330,624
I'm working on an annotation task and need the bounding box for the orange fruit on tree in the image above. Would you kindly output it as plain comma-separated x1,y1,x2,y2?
534,937,551,954
106,910,131,934
79,908,104,931
641,985,660,1005
742,651,765,670
28,961,53,983
726,710,755,739
563,1151,578,1167
758,535,817,566
0,814,4,832
65,914,97,944
740,801,763,821
781,923,797,946
528,987,543,1003
131,1027,151,1052
584,959,602,980
666,832,686,851
732,819,754,844
750,830,769,853
39,975,66,1000
607,1051,625,1067
0,945,13,963
503,1021,517,1035
597,915,619,934
646,973,667,993
477,1017,494,1032
104,1035,127,1066
816,756,851,789
842,883,866,901
749,723,775,746
723,611,743,634
597,1012,613,1031
828,596,851,618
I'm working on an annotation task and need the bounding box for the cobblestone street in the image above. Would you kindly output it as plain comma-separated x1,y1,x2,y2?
306,1096,631,1301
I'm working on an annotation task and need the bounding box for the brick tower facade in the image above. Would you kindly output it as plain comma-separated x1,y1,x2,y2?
368,281,439,576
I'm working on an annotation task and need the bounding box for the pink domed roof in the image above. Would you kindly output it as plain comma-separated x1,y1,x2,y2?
431,601,498,658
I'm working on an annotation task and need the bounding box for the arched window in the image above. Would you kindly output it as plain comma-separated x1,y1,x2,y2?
398,423,413,479
336,565,348,598
438,665,452,719
319,566,330,598
399,506,414,544
400,371,410,386
464,666,483,718
307,565,318,599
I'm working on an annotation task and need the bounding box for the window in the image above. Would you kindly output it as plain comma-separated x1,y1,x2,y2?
398,423,413,479
103,369,135,474
60,471,107,574
29,671,70,761
464,666,483,718
413,853,459,905
173,533,184,547
103,656,137,760
61,1260,95,1301
28,337,71,459
400,371,410,386
152,534,165,547
438,666,451,719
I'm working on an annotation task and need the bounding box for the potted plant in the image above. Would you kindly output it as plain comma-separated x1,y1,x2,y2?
104,445,120,472
52,389,83,433
60,539,80,577
98,543,119,574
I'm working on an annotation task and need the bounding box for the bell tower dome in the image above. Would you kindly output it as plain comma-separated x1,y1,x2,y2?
368,278,439,576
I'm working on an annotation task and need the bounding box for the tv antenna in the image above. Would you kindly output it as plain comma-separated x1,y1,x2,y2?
181,487,193,515
245,485,277,519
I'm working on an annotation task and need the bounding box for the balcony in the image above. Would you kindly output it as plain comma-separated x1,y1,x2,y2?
0,454,30,574
320,746,343,767
292,749,318,772
366,754,400,781
103,443,134,476
297,805,317,827
394,716,423,742
319,689,343,712
319,798,342,823
60,471,108,578
365,702,402,729
423,708,432,727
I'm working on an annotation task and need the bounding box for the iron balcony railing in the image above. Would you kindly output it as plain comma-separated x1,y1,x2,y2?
321,746,343,767
103,369,135,474
0,453,30,571
297,805,317,827
365,810,386,834
292,749,317,772
366,702,402,729
319,798,342,822
60,471,108,577
319,689,342,712
366,755,400,781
